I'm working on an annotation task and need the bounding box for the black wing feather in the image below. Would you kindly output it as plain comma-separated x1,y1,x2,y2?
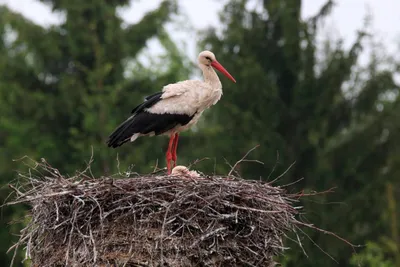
131,91,163,114
107,92,194,148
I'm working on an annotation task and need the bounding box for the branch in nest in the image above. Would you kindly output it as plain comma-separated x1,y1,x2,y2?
228,144,264,177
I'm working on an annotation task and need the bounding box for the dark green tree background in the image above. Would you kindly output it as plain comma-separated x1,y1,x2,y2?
0,0,399,266
0,0,190,265
190,0,399,266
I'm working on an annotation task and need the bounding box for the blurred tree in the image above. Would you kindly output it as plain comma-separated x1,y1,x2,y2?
350,241,395,267
348,183,398,266
0,0,190,265
194,0,400,266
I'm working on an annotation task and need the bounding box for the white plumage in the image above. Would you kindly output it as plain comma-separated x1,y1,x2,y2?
148,80,222,133
107,50,236,174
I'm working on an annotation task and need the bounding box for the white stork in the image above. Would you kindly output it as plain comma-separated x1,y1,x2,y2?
107,50,236,174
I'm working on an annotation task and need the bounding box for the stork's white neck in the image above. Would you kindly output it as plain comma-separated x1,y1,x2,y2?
200,64,222,90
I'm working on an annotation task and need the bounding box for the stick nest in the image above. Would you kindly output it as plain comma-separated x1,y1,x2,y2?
7,159,310,267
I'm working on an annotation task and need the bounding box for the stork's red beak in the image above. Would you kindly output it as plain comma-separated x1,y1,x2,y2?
211,60,236,83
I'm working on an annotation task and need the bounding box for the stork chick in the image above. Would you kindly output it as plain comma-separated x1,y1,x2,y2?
107,51,236,174
171,165,201,178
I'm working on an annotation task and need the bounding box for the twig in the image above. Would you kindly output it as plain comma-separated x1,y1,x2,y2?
187,157,210,169
267,150,280,180
8,184,23,196
295,226,338,263
152,159,159,173
228,145,261,176
294,221,359,250
190,227,227,248
268,161,296,184
160,205,171,265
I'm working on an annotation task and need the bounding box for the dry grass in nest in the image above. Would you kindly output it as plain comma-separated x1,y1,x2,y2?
5,154,352,267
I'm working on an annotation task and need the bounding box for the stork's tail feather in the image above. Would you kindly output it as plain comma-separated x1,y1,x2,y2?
107,117,138,148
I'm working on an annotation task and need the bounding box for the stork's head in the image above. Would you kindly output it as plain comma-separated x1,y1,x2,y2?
198,50,236,83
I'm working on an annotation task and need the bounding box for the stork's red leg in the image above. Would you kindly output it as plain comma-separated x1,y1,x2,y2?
166,134,175,174
172,133,179,167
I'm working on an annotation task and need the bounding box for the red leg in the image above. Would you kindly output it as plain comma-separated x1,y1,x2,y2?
166,135,174,174
171,133,179,167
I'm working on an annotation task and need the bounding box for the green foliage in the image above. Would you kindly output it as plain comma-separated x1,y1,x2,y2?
0,0,189,265
195,0,400,266
348,184,398,267
350,241,395,267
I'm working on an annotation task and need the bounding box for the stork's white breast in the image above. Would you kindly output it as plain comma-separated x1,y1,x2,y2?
146,80,222,116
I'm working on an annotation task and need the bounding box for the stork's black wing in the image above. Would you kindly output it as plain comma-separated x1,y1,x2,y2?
107,91,194,148
131,91,163,114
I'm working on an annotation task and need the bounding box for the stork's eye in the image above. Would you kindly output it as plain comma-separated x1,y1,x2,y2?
205,56,212,61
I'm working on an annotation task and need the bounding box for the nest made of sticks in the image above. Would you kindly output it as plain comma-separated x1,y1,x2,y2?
6,158,345,267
